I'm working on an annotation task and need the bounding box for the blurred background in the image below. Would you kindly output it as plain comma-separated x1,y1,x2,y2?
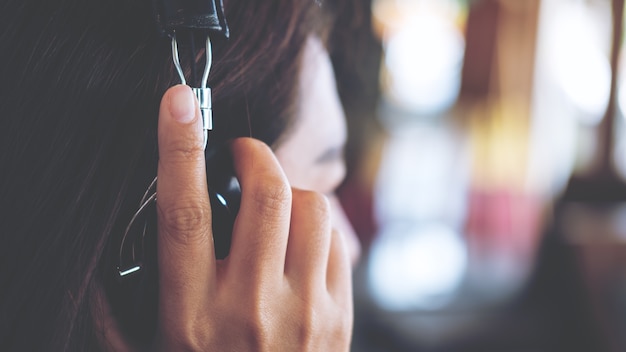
334,0,626,351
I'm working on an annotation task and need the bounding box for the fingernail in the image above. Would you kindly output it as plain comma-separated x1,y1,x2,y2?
169,85,196,123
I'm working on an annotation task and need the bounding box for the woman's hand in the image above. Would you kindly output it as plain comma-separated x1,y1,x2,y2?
152,84,353,351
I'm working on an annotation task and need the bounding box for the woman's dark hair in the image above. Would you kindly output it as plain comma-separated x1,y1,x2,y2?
0,0,360,350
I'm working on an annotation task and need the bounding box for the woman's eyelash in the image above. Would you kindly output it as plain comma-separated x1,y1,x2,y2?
315,146,344,164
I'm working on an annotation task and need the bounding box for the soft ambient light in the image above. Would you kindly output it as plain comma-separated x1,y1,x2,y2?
368,223,467,311
383,12,464,114
546,3,610,123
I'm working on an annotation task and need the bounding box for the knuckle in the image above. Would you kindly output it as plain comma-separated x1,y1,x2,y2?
250,178,292,214
176,335,205,352
330,298,353,344
335,311,353,338
162,137,205,165
292,190,330,217
158,202,211,241
241,298,273,348
297,305,319,344
331,315,353,350
285,288,322,348
158,322,208,352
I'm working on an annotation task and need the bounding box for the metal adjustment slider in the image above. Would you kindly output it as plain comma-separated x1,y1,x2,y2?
171,34,213,149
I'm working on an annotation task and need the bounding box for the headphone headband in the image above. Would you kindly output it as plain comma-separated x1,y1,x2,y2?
153,0,229,38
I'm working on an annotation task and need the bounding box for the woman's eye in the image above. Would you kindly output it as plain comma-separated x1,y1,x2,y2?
315,146,343,165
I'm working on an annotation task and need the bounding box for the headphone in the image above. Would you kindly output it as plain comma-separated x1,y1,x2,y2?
108,0,240,342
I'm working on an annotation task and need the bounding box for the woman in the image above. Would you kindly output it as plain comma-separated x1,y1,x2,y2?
0,0,362,350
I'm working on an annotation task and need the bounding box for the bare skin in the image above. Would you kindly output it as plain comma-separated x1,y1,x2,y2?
152,86,353,351
96,37,356,351
275,35,360,266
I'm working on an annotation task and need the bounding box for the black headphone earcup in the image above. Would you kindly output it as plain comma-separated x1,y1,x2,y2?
206,145,241,259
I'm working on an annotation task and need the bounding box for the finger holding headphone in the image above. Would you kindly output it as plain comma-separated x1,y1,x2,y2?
154,85,352,351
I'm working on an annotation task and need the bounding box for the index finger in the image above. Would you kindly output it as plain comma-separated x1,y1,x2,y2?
155,85,215,325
